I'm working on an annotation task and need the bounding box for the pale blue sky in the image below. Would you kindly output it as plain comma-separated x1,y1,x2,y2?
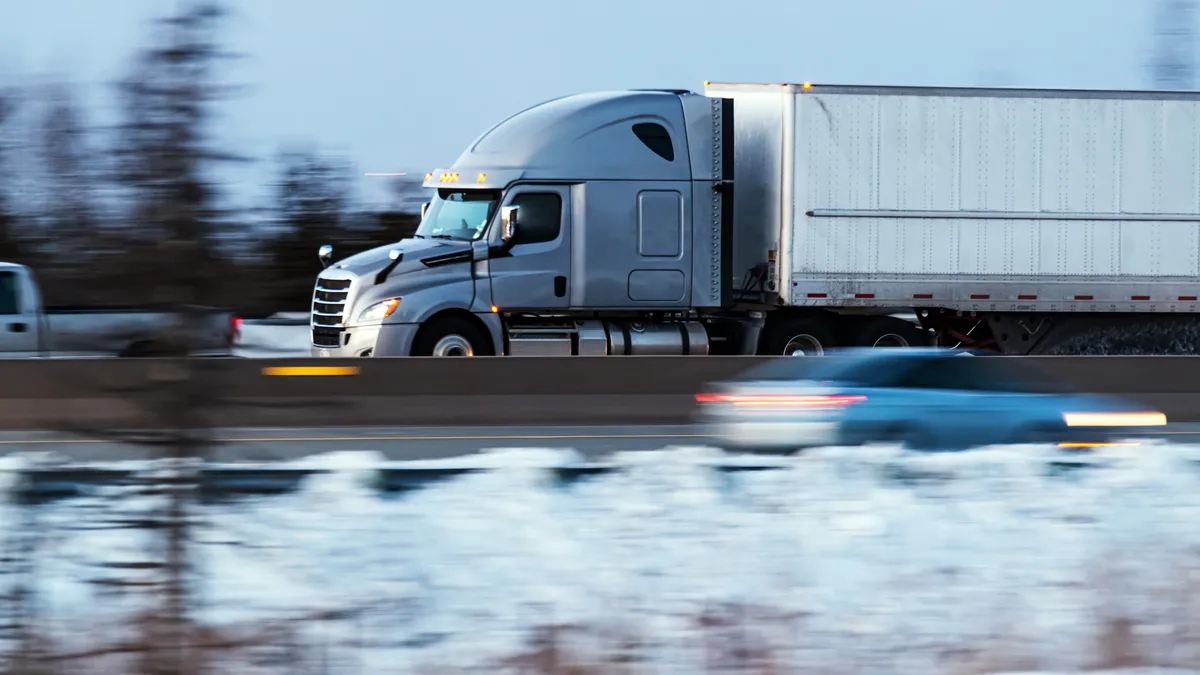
0,0,1166,208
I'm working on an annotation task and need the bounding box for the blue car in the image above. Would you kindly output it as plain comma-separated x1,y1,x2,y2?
695,348,1167,453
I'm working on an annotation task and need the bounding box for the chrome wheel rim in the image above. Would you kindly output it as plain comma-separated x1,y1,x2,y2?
432,335,474,356
783,334,824,356
872,332,911,348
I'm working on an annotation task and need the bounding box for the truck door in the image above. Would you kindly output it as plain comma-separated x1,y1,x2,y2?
0,270,39,357
488,185,571,310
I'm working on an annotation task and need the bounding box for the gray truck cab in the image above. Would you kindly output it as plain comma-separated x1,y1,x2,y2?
311,89,742,357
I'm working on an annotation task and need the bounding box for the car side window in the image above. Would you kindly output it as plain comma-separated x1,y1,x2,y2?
511,193,562,246
962,358,1060,393
0,273,17,315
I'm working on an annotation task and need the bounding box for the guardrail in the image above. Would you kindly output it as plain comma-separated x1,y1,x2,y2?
11,454,1125,505
0,355,1198,429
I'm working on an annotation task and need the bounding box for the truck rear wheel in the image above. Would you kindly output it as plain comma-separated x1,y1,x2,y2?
759,316,835,355
852,316,928,349
411,317,493,357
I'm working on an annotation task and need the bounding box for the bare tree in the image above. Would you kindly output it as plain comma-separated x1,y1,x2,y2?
385,173,430,214
29,83,109,304
268,147,353,311
0,90,26,263
50,3,245,673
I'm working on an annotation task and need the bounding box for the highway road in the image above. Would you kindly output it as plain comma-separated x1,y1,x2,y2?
0,423,1199,463
0,425,706,462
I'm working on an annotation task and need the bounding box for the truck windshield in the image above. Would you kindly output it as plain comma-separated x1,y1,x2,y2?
415,189,499,241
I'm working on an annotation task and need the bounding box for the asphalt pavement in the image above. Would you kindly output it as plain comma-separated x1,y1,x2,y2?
0,423,1198,463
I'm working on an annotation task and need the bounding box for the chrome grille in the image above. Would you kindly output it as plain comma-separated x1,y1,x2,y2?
312,276,352,346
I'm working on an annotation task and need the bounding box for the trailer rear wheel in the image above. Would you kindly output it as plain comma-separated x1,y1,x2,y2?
853,316,928,349
759,316,836,355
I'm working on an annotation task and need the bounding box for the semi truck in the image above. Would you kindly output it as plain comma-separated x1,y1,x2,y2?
311,82,1200,357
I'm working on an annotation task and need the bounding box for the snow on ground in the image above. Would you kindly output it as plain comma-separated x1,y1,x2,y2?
5,442,1200,673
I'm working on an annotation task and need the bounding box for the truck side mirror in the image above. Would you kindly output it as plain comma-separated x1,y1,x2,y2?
318,244,333,269
421,202,430,220
500,206,520,244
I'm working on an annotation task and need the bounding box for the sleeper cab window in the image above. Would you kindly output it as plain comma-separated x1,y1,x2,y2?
632,122,674,162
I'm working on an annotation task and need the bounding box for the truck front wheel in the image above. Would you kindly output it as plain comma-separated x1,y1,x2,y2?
411,317,494,357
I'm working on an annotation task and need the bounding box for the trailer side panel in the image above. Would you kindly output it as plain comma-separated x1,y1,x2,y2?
789,90,1200,313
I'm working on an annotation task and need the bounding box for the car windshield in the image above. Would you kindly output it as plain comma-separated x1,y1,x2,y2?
951,357,1073,393
734,353,908,387
415,189,499,241
732,352,1072,393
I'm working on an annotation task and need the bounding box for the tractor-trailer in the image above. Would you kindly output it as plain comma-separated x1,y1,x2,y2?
311,82,1200,357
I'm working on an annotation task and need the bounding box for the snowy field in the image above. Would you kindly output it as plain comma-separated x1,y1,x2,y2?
4,442,1200,673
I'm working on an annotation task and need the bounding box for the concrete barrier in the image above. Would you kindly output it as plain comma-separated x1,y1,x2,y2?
0,355,1198,429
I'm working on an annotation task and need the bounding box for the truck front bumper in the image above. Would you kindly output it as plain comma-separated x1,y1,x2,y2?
311,324,382,358
310,323,420,358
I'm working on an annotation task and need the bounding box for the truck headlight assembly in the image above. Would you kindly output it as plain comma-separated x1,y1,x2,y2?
357,298,401,323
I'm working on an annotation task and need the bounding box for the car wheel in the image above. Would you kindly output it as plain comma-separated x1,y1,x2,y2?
119,340,179,357
1021,424,1068,446
901,426,939,451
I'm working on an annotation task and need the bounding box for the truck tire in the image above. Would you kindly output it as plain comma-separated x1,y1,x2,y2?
852,316,929,349
759,316,836,355
411,317,493,357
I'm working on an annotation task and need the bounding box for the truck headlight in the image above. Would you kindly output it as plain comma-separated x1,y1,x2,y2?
357,298,401,323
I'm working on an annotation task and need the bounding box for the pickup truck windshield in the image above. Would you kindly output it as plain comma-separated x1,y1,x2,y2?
415,190,499,241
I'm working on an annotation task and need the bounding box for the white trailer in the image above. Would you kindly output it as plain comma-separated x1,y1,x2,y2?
705,82,1200,354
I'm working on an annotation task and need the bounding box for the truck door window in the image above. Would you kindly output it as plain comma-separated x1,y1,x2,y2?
0,272,17,315
632,123,675,162
511,193,562,245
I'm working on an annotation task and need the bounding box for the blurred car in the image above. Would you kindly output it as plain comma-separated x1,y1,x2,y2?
695,348,1167,453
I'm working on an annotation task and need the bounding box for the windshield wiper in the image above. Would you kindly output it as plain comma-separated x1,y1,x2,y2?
412,234,426,239
430,234,460,241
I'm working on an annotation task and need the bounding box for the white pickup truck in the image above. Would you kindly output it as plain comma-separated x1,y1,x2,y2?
0,262,238,358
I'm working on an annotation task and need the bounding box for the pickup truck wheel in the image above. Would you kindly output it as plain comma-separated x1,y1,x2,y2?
412,317,493,357
119,340,176,357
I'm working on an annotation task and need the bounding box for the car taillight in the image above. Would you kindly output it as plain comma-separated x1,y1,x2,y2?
694,393,866,407
229,316,243,346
